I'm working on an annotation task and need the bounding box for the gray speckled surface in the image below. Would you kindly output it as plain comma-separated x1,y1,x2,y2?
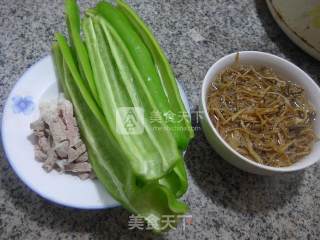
0,0,320,239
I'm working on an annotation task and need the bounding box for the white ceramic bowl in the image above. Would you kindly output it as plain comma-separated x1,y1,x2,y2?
200,51,320,175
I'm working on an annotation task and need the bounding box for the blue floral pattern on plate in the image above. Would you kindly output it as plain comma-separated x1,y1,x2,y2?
12,96,35,115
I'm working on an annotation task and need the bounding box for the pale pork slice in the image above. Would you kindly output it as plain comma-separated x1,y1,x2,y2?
30,96,94,180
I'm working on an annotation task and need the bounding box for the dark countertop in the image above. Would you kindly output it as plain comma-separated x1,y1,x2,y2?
0,0,319,239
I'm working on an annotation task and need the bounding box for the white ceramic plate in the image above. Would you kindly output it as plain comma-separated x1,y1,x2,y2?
267,0,320,61
1,55,191,209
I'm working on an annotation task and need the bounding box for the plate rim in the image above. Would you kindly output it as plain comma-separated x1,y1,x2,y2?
1,55,121,210
266,0,320,61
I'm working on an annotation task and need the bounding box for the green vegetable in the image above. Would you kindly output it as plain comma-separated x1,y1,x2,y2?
159,158,188,198
52,0,192,232
96,16,188,197
116,0,194,148
95,2,194,150
82,16,182,181
94,1,190,197
52,42,188,232
52,43,68,98
55,33,105,127
113,0,190,197
65,0,99,103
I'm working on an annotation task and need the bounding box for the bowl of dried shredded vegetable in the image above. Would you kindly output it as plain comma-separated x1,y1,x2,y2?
200,51,320,175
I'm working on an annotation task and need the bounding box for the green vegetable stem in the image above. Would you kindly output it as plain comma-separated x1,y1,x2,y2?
52,0,193,232
96,1,194,150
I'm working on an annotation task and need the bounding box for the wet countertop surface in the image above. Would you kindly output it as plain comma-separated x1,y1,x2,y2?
0,0,319,239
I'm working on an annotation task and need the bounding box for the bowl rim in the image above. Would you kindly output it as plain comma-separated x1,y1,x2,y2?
201,50,320,172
